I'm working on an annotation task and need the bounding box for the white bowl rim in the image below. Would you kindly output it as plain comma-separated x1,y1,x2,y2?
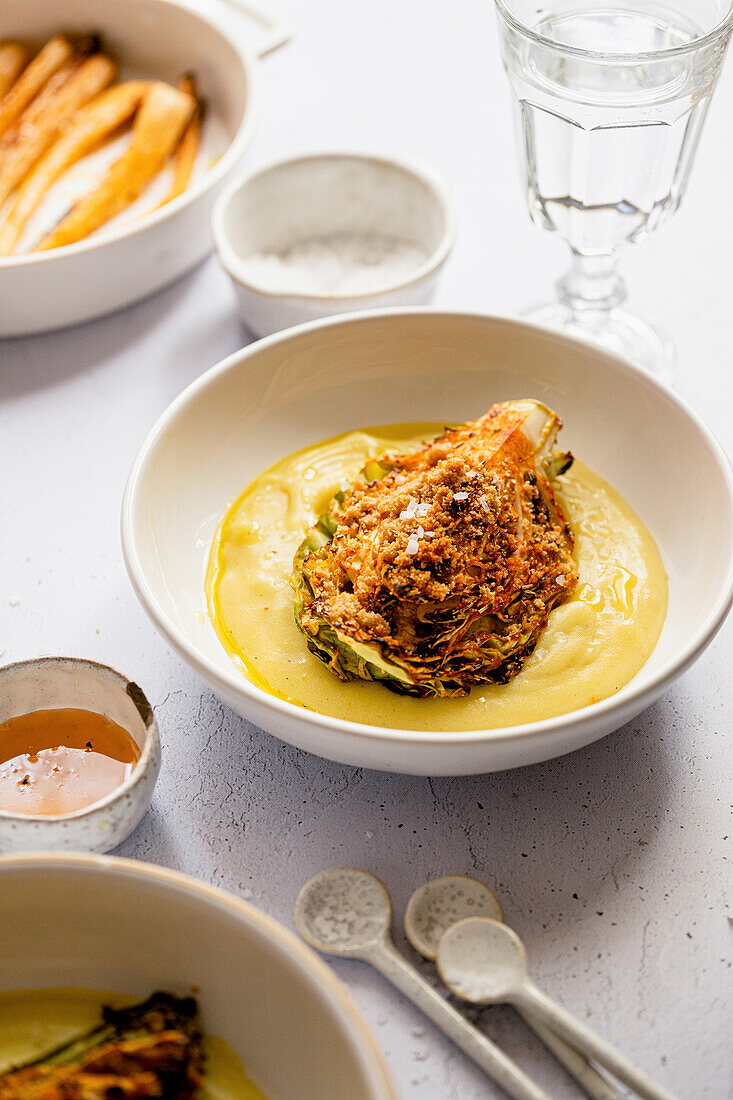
0,0,257,269
0,655,159,824
211,150,456,303
0,850,398,1099
122,307,733,751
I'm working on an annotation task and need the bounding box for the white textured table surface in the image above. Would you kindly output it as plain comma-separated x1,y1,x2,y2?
2,2,732,1097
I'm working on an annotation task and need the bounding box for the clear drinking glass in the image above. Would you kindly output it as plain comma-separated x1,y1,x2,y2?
494,0,733,381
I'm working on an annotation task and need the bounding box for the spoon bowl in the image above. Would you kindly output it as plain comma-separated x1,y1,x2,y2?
295,870,552,1100
406,879,624,1100
438,917,528,1003
404,875,503,960
294,867,392,956
436,917,677,1100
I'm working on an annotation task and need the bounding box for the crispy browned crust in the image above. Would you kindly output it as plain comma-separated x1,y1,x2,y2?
0,995,204,1100
0,1033,199,1100
299,403,578,694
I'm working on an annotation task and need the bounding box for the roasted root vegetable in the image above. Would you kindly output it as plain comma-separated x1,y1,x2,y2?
158,72,201,208
0,81,149,255
0,992,204,1100
293,400,578,697
0,43,116,209
0,35,73,142
0,32,203,254
0,42,30,101
35,81,195,251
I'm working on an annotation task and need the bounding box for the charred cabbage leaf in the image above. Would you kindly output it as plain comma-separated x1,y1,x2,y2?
292,400,578,698
0,993,204,1100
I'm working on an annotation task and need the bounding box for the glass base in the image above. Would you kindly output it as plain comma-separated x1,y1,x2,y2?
523,301,675,385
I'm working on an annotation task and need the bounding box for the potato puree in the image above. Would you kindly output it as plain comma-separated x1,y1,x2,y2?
0,988,267,1100
208,425,667,731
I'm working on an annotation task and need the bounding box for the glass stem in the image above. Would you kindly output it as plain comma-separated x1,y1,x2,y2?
557,251,627,318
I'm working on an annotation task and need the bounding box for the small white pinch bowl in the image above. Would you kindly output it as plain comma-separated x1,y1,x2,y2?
122,310,733,776
0,0,256,336
0,657,160,854
0,853,396,1100
212,152,455,336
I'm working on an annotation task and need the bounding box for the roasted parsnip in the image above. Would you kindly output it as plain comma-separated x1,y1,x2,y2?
0,35,73,142
35,81,195,251
158,72,202,207
0,42,30,100
0,81,148,255
0,46,116,209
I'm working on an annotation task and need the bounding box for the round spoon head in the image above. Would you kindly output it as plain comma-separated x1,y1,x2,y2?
404,875,504,960
294,867,392,957
437,916,528,1004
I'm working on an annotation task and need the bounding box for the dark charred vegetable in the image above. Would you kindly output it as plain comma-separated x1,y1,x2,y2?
0,993,204,1100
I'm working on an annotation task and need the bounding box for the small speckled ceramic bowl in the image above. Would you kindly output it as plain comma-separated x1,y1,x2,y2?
212,152,455,336
0,657,160,854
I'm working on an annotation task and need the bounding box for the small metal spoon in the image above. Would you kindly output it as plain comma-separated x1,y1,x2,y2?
294,868,552,1100
404,875,623,1100
438,917,679,1100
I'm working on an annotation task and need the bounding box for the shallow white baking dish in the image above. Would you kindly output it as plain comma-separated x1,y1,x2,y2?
0,0,257,336
121,310,733,776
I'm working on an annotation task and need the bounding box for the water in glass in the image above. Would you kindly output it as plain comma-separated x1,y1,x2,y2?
502,5,725,257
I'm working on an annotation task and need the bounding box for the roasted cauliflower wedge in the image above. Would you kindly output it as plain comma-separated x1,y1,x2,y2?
292,400,579,698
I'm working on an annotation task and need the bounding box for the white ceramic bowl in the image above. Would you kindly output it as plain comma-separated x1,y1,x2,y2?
0,657,160,853
212,152,455,336
0,0,256,336
0,853,395,1099
122,310,733,776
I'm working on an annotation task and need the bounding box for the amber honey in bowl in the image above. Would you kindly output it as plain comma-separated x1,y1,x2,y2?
0,709,140,816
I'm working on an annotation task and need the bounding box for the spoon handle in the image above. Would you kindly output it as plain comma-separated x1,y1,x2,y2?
517,982,679,1100
371,942,551,1100
517,1010,624,1100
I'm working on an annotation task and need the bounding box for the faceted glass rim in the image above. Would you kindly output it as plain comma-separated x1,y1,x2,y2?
494,0,733,61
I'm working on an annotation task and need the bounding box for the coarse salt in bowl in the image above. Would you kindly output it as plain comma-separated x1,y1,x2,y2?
212,152,455,336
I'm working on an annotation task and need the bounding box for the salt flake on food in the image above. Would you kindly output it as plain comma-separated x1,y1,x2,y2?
400,499,419,520
406,537,419,555
417,526,425,538
416,502,430,517
478,494,490,512
453,491,469,501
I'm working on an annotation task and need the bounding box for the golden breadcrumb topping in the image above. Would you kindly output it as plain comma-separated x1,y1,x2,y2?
299,403,578,693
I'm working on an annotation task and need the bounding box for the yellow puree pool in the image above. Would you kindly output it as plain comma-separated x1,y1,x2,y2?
208,424,668,732
0,989,267,1100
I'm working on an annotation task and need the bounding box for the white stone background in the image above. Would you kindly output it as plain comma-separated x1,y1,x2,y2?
1,1,732,1096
